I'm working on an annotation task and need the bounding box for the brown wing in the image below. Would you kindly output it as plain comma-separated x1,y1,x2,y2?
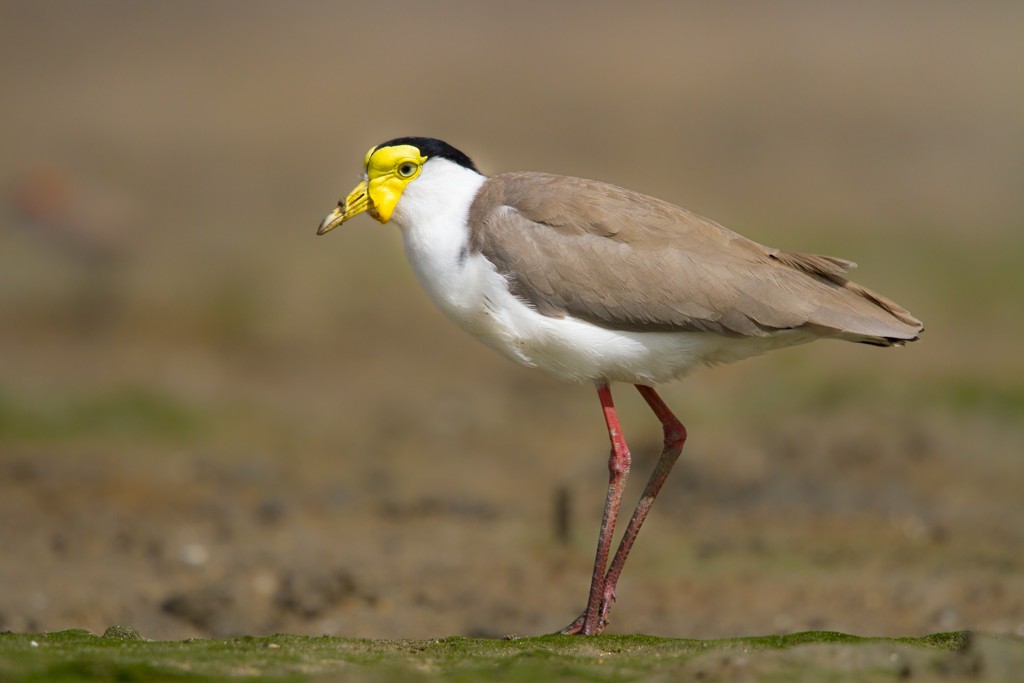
468,172,922,344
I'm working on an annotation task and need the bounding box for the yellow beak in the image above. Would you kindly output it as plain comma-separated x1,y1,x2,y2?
316,180,371,235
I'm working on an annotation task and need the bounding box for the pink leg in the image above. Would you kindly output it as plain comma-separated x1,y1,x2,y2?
559,384,687,635
559,382,631,635
597,385,686,627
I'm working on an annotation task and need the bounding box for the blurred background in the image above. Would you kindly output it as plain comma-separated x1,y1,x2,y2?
1,1,1022,640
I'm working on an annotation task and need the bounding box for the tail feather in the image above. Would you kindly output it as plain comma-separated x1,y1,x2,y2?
773,249,923,345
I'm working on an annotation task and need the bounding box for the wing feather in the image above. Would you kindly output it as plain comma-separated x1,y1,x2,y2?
468,173,922,344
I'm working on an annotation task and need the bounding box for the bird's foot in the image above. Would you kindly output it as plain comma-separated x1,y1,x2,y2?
556,604,610,635
557,613,587,635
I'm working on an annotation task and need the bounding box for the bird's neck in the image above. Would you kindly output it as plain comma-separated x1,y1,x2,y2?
395,165,488,315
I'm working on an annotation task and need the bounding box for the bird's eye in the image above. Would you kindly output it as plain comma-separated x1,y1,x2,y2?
397,162,418,178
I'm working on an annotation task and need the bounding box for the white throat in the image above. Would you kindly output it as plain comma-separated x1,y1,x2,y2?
391,158,488,317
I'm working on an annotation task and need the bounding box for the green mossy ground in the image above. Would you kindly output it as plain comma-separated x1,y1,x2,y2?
3,629,1021,683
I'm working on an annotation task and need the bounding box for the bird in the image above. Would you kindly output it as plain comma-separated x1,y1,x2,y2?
316,136,922,635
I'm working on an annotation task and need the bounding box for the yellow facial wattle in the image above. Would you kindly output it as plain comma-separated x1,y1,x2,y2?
316,144,427,234
365,144,426,223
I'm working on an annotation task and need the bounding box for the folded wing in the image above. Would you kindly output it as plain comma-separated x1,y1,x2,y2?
468,173,922,345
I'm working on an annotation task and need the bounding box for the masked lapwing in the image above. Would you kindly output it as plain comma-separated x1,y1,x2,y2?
316,136,922,635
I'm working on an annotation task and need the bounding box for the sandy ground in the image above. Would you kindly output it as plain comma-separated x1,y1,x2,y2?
1,2,1022,641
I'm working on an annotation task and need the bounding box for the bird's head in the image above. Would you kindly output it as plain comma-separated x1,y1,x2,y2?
317,137,478,235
